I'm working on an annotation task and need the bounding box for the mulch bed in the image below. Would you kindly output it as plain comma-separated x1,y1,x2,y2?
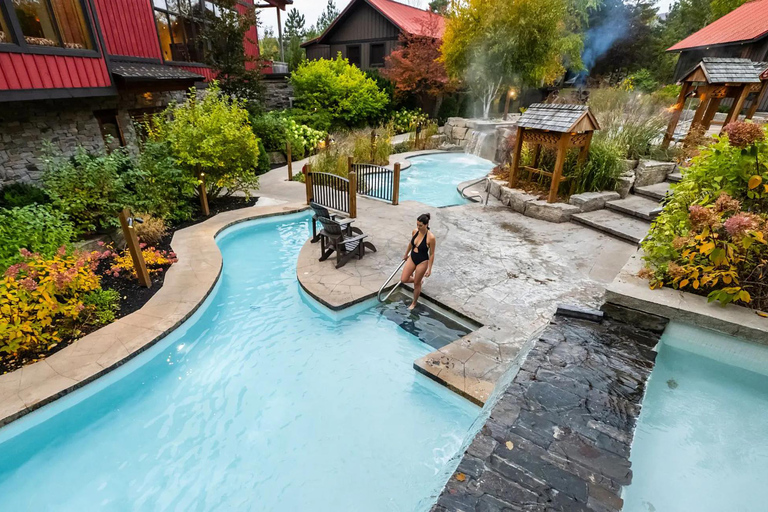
0,196,258,375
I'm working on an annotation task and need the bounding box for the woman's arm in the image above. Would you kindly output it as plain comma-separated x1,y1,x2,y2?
426,234,436,277
403,229,416,260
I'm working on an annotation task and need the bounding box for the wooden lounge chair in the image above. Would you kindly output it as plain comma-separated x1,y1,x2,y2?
309,202,362,243
315,215,377,268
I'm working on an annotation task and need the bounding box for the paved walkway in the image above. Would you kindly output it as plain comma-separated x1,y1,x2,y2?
434,311,661,511
259,153,637,404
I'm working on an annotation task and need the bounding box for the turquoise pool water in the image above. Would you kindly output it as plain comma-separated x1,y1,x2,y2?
624,323,768,511
400,153,494,207
0,212,479,511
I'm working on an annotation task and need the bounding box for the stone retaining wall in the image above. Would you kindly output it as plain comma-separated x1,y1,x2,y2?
0,90,184,186
262,74,293,111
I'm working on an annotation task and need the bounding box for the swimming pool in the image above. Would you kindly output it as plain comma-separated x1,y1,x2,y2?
0,212,479,511
623,323,768,511
399,153,495,207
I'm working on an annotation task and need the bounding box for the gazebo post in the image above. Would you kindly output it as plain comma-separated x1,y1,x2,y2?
662,82,693,150
548,134,570,204
531,144,542,168
722,85,751,129
690,87,712,130
701,97,723,130
509,126,524,188
576,132,593,168
746,82,767,120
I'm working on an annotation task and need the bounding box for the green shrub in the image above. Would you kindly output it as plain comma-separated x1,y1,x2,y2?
438,95,463,124
652,84,682,103
352,129,393,165
291,54,389,130
589,88,670,160
257,139,271,175
621,69,659,94
250,112,288,152
390,108,430,134
0,182,50,208
569,138,624,194
287,108,334,133
123,141,198,223
83,289,121,325
148,82,261,199
642,123,768,309
0,204,75,271
42,146,132,234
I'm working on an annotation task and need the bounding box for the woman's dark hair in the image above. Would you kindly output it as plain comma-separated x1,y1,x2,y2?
417,213,430,225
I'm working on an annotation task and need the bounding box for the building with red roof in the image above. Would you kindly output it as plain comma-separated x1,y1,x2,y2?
302,0,444,70
667,0,768,112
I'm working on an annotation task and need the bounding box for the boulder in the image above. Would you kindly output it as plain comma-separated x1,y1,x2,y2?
524,200,581,223
635,160,676,187
569,191,621,212
503,188,538,213
621,159,639,172
452,126,469,142
616,171,636,199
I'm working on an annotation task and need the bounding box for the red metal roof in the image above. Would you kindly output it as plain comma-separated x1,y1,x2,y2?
668,0,768,51
367,0,445,38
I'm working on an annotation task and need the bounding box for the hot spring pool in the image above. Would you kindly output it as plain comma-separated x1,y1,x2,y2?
0,212,480,511
623,323,768,511
399,153,494,207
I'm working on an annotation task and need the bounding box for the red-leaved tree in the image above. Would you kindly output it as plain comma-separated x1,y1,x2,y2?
383,19,456,117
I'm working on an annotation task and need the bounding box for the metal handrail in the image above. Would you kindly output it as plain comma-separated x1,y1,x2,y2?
377,259,407,302
459,176,492,206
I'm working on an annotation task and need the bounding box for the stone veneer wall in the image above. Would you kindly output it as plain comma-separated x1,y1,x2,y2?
262,74,293,111
0,90,185,186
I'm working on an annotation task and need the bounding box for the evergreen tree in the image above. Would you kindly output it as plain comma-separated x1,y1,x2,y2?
429,0,449,13
317,0,340,33
284,8,306,71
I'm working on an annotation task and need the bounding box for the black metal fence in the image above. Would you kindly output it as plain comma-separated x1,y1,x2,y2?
353,164,395,203
309,172,351,215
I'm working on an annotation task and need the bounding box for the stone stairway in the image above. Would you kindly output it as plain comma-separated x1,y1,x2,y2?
572,170,677,245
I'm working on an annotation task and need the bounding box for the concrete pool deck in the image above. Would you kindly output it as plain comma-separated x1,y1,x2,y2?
261,154,638,405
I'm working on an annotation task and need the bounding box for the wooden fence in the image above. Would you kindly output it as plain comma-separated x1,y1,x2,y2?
303,158,402,218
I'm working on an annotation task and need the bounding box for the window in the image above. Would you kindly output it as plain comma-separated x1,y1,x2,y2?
347,45,361,68
0,6,12,44
370,43,385,67
94,110,126,152
11,0,93,49
153,0,225,63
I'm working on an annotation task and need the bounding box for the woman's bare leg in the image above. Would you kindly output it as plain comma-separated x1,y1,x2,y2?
409,262,429,310
400,258,416,284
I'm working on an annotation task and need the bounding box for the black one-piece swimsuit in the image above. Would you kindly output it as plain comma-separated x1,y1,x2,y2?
410,231,430,266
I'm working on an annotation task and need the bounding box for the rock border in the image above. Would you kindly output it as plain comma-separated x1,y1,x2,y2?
0,203,308,428
605,250,768,344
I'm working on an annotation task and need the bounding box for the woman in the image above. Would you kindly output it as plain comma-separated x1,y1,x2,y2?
401,213,436,310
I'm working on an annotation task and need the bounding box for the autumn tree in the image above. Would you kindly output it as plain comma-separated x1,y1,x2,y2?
383,20,455,117
442,0,583,119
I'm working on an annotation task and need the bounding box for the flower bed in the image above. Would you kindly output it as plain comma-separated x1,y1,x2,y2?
641,121,768,312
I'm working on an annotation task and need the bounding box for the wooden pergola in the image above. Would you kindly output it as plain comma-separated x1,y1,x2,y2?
662,58,768,149
509,104,601,203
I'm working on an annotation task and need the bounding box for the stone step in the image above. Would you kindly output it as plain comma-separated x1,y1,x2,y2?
667,172,683,183
606,195,662,221
571,210,650,245
635,182,672,201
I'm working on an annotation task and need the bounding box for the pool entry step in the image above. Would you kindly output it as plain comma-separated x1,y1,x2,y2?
378,292,476,350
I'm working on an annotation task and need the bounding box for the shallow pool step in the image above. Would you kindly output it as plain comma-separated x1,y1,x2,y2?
571,209,650,245
606,195,662,221
635,182,672,202
378,292,475,350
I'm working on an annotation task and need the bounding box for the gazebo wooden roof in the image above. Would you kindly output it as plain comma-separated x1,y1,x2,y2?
662,58,768,149
510,104,601,203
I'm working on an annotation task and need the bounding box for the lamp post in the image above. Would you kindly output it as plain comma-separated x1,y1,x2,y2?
118,208,151,288
503,88,518,121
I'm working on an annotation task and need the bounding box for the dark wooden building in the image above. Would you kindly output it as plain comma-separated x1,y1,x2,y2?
668,0,768,112
301,0,443,70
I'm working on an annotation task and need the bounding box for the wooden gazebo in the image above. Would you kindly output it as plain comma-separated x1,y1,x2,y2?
509,104,601,203
662,58,768,149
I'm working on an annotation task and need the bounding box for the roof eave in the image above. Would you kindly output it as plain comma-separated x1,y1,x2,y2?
667,29,768,53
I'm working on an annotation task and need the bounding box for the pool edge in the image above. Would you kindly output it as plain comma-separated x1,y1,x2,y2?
0,203,310,429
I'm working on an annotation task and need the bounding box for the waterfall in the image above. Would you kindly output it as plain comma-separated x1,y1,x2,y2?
465,130,495,161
